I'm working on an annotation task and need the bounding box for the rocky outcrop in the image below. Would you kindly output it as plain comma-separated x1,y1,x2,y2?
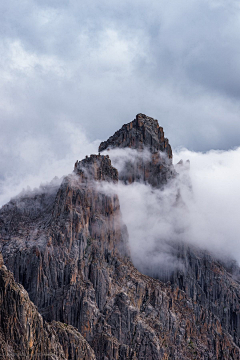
99,114,175,187
0,115,240,359
74,155,118,182
171,243,240,349
100,114,240,355
0,253,96,360
99,114,172,157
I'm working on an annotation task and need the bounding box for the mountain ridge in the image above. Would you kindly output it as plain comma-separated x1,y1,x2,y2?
0,114,240,359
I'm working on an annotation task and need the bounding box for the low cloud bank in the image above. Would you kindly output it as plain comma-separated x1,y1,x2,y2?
174,147,240,259
0,122,99,206
1,133,240,274
99,146,240,275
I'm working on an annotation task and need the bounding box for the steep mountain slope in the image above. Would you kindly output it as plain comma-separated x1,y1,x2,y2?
0,253,96,360
0,114,240,359
100,114,240,351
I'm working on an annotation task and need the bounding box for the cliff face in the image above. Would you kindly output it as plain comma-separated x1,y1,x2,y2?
99,114,240,353
0,253,96,360
0,155,129,335
171,243,240,349
0,114,240,359
99,114,175,187
99,114,172,157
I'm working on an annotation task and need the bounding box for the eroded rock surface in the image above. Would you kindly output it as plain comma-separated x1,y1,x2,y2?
99,113,172,157
0,115,240,359
0,253,96,360
99,114,175,187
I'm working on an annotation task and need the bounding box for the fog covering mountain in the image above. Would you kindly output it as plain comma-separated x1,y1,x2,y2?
0,114,240,359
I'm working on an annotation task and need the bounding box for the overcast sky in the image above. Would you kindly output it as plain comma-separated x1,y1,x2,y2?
1,0,240,203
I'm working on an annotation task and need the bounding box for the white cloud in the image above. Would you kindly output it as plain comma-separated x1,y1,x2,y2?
0,121,99,206
1,0,240,154
1,0,240,257
98,146,240,277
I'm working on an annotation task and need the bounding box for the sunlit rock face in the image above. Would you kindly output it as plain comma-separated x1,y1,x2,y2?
0,115,240,359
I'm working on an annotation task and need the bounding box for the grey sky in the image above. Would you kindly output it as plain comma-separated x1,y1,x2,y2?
1,0,240,203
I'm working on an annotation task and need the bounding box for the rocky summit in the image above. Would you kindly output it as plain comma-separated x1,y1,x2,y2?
99,114,176,187
0,114,240,359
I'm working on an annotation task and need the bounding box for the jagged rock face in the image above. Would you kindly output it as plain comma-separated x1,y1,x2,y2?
170,243,240,349
0,116,240,359
74,155,118,182
0,254,96,360
99,114,240,354
0,180,60,239
99,113,172,157
99,114,240,352
0,156,129,330
99,114,175,187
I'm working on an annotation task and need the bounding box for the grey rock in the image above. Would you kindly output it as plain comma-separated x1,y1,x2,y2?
0,115,240,359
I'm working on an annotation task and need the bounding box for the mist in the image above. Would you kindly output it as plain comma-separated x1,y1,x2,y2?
1,123,240,275
0,122,99,206
99,146,240,275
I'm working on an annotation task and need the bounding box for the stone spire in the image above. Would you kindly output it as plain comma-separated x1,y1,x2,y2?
99,113,172,159
99,114,175,187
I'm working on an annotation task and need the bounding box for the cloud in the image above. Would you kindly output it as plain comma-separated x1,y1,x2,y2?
0,0,240,166
98,146,240,277
0,122,99,206
1,0,240,231
174,147,240,257
101,147,152,175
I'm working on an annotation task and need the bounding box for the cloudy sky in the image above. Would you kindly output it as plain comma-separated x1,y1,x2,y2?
1,0,240,204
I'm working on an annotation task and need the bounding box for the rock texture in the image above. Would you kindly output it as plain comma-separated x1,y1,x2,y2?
100,114,240,355
99,114,175,187
0,253,96,360
0,114,240,359
171,243,240,350
99,114,172,157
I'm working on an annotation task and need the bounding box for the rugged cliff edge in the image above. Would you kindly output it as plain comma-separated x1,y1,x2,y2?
99,114,172,157
99,113,175,187
0,253,96,360
0,114,240,359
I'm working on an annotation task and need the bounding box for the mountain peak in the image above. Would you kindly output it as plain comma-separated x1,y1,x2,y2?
98,114,174,187
1,114,240,359
74,154,118,182
99,113,172,158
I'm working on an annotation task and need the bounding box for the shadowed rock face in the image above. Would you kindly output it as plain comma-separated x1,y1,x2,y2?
99,114,176,187
99,113,172,157
100,114,240,353
74,155,118,183
0,115,240,359
0,253,96,360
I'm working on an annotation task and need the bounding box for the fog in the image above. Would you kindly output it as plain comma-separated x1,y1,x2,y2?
99,146,240,273
1,125,239,273
0,123,99,206
1,0,240,279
